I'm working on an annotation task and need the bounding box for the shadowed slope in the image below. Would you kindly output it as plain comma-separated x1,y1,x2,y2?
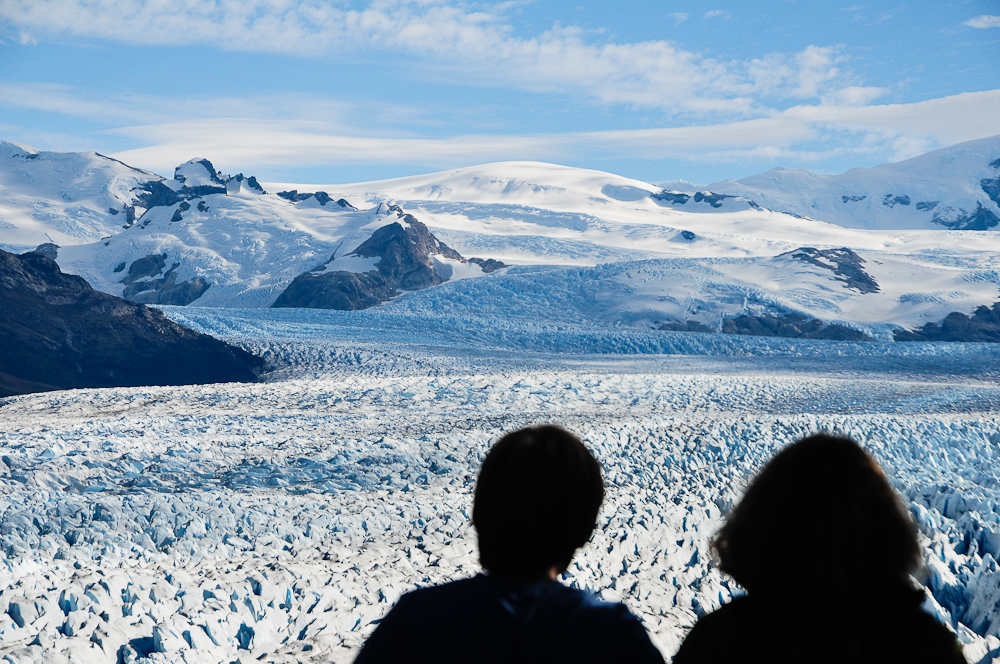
0,249,264,397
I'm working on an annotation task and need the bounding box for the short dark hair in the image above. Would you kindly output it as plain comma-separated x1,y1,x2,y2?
473,425,605,579
713,434,920,597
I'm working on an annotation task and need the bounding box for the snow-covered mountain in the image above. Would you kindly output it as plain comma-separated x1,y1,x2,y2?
52,160,501,308
4,140,1000,337
0,141,160,252
708,135,1000,231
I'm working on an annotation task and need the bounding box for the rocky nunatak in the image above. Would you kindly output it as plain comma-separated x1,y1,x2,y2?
272,205,505,310
895,301,1000,342
0,248,264,397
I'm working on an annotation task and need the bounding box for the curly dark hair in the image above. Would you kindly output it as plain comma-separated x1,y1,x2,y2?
473,425,605,579
712,433,920,597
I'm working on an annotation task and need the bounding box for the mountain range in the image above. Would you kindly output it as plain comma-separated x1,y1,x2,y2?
2,135,1000,341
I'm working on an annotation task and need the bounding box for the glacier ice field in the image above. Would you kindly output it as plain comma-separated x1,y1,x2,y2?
3,306,1000,663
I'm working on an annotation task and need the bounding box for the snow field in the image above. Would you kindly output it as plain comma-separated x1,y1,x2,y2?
2,312,1000,662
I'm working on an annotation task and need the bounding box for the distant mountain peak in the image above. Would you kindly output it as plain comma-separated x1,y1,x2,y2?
709,134,1000,231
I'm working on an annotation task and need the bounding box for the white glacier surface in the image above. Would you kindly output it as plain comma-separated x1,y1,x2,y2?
2,307,1000,663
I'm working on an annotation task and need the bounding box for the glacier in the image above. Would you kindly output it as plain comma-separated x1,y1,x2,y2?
2,305,1000,663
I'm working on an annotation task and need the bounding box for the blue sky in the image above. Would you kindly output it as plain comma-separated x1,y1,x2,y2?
1,0,999,185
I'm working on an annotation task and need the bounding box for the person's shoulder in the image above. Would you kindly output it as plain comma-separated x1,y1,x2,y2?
672,596,752,664
540,584,664,663
395,575,489,610
891,602,966,663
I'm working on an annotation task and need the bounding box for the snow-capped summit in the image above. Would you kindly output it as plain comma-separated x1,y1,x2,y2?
172,158,227,188
54,160,503,308
709,134,1000,231
0,141,160,251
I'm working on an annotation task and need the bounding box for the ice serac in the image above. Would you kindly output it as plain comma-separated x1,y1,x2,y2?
0,248,263,397
272,206,505,310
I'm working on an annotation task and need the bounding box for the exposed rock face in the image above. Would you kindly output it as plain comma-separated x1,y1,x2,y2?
894,302,1000,342
780,247,880,294
119,254,211,306
931,202,1000,230
128,158,267,228
33,243,58,260
0,249,263,397
658,320,715,333
650,190,760,210
468,257,506,273
272,207,505,310
276,190,355,208
720,312,872,340
658,313,872,340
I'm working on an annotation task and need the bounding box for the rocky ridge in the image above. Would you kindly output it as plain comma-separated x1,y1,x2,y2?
0,247,264,397
272,205,505,310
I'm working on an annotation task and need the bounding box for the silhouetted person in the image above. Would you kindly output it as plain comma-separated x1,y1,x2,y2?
672,433,965,664
354,424,664,664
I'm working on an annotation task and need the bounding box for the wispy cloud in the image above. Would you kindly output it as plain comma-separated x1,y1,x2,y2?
670,12,689,26
704,10,728,19
964,15,1000,29
93,90,1000,177
0,1,867,116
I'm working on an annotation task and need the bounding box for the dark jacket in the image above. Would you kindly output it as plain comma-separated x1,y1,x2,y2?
354,573,665,664
672,589,965,664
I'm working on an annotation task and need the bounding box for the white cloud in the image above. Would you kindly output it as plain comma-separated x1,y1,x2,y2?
0,1,862,115
96,90,1000,177
963,15,1000,28
704,10,727,19
671,12,689,25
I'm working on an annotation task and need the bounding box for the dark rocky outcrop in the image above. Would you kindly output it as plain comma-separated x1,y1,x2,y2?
271,270,394,311
931,202,1000,230
882,194,911,207
651,190,758,209
33,243,58,260
720,312,872,340
129,159,267,228
276,190,355,208
225,173,265,194
842,195,866,203
273,207,503,310
468,257,507,273
981,176,1000,208
658,313,871,340
658,320,715,333
0,249,263,397
652,191,691,205
119,254,210,306
916,201,939,211
780,247,880,294
894,302,1000,343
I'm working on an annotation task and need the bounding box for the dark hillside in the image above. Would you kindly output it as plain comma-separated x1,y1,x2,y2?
0,249,263,397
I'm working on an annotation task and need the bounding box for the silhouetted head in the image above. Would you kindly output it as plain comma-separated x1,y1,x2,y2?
473,425,604,580
713,434,919,598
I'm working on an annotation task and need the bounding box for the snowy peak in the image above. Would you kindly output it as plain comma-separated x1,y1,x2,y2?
324,161,667,209
710,134,1000,231
272,204,505,310
0,141,161,251
130,158,270,227
173,158,226,188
